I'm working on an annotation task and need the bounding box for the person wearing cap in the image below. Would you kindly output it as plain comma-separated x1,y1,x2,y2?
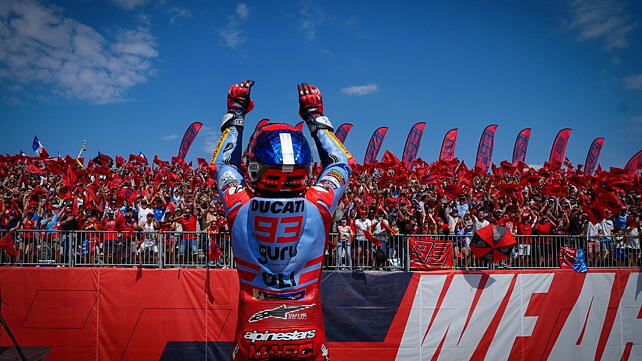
355,211,373,267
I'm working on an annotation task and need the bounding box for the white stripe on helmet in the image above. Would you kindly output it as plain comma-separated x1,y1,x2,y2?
279,133,295,165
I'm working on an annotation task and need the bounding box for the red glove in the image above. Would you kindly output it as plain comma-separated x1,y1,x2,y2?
222,80,254,130
298,83,324,120
227,80,254,115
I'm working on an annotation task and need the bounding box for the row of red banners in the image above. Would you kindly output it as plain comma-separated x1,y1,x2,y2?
347,123,641,174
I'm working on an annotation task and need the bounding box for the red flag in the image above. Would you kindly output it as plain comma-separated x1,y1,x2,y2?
72,195,79,216
115,155,125,167
0,233,17,257
209,238,222,261
62,165,78,187
439,128,458,162
196,158,209,168
119,187,138,204
548,128,572,169
25,163,44,175
362,230,382,247
409,236,453,270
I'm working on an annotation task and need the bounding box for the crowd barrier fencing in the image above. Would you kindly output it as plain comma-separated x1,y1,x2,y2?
0,230,640,270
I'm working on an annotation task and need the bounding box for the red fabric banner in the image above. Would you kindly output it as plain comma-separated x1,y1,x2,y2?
363,127,388,164
548,128,572,168
402,122,427,166
511,128,531,164
624,149,642,173
334,123,353,144
474,124,498,171
409,237,453,270
584,137,605,175
439,128,458,162
177,122,203,160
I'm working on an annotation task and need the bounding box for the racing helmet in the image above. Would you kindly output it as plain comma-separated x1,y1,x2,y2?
246,123,313,196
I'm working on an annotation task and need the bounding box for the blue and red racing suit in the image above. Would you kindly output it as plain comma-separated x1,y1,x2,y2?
213,125,352,361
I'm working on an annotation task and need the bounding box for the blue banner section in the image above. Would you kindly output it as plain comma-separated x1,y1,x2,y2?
321,271,412,342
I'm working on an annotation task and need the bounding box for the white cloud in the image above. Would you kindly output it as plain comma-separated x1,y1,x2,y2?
167,7,192,25
299,0,324,41
236,3,249,20
109,0,149,10
199,125,219,155
566,0,637,50
218,3,249,49
0,0,158,104
623,74,642,90
162,134,178,141
340,83,378,96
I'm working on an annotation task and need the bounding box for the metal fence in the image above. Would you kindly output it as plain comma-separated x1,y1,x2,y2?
0,230,640,270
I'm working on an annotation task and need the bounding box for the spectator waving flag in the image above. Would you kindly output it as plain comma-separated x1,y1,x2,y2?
32,136,49,158
559,247,588,273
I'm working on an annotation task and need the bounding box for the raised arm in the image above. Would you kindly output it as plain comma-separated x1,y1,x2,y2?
298,83,353,213
212,80,255,197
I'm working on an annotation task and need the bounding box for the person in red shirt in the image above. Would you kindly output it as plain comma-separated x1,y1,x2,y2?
101,209,123,265
177,200,198,264
117,208,138,264
516,209,535,267
533,212,555,267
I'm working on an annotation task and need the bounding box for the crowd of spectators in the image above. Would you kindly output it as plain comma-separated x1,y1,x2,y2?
0,151,640,268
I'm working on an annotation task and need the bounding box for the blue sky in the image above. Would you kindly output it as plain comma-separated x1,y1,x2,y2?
1,0,641,168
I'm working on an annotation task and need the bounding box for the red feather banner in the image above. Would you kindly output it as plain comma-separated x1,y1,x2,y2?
177,122,203,160
402,122,427,166
584,137,605,175
511,128,531,165
548,128,572,169
439,128,458,162
363,127,388,164
334,123,353,144
624,150,642,173
474,124,498,172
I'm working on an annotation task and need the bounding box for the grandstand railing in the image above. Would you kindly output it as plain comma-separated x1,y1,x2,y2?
0,230,639,270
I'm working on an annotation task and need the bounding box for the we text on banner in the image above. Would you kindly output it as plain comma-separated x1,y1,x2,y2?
401,122,426,167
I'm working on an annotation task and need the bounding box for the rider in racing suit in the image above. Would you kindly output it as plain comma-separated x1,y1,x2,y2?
213,80,353,361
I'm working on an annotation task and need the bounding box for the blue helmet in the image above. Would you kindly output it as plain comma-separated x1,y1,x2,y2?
246,123,313,195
